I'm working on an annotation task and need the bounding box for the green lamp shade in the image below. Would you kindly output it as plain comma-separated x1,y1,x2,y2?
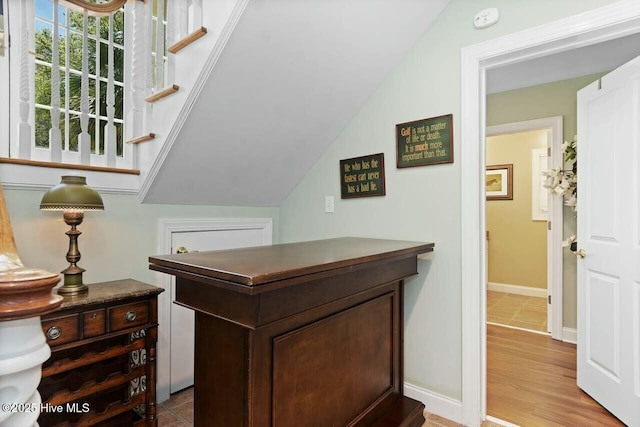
40,175,104,211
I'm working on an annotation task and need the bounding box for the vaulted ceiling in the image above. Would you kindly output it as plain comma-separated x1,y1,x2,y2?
142,0,450,206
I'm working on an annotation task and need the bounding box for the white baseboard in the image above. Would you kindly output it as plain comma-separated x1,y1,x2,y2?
486,415,521,427
487,282,547,298
404,382,462,424
562,327,577,344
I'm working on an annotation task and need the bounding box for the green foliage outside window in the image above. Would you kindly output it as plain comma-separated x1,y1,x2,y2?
33,7,124,155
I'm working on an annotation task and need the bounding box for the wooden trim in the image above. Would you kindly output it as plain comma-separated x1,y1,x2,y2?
127,133,156,145
59,0,129,17
0,157,140,175
168,27,208,54
145,85,180,103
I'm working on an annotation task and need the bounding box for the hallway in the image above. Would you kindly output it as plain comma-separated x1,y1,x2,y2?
487,291,547,333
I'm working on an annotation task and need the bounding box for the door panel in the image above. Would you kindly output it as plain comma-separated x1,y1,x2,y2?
585,272,619,379
577,54,640,426
170,227,271,394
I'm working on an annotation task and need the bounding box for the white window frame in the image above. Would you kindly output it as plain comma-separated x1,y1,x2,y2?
1,0,139,193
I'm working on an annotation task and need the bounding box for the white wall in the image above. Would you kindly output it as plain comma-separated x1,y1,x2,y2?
279,0,620,401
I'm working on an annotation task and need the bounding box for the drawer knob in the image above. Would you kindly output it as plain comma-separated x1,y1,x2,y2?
46,326,62,340
125,310,137,323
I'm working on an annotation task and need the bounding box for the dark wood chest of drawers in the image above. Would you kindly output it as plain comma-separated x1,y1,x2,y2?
38,279,163,426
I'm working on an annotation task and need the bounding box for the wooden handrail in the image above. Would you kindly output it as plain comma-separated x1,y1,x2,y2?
127,133,156,145
168,27,208,54
0,157,140,175
145,85,180,103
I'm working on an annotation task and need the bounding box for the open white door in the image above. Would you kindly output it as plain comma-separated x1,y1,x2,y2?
577,55,640,426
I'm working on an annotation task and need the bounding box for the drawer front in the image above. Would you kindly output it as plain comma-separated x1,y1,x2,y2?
42,314,79,347
109,301,149,332
83,309,106,338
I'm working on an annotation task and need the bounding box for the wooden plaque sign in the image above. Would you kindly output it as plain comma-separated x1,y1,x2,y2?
340,153,386,199
396,114,453,168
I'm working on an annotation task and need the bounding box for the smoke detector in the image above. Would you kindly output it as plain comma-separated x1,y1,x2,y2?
474,8,499,29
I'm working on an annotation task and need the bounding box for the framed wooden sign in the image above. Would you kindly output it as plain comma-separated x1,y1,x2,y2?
340,153,386,199
396,114,453,168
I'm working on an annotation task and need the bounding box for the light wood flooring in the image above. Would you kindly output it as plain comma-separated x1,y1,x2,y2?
487,291,547,333
487,323,624,426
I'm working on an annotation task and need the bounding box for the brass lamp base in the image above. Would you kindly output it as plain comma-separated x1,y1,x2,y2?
57,211,89,296
57,284,88,296
58,271,88,296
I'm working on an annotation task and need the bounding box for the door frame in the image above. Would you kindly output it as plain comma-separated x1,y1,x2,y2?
486,117,564,339
155,218,273,403
460,2,640,425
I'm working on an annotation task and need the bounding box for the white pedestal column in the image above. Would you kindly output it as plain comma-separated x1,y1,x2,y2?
0,317,51,427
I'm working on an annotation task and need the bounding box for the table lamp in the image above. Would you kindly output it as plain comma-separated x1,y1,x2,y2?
40,175,104,296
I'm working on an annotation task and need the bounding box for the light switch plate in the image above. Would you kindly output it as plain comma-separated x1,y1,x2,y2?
474,8,499,29
324,196,334,213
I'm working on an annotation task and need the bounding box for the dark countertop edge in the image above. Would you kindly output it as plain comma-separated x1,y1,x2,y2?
54,279,164,310
149,239,434,288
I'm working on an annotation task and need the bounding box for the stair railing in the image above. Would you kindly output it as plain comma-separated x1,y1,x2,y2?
6,0,205,173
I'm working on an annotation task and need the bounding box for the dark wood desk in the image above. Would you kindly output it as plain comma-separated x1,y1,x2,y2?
149,237,434,426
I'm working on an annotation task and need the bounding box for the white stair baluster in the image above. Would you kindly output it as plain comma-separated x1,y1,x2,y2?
18,1,31,160
145,1,153,99
49,0,62,162
165,0,176,84
105,14,116,167
78,11,91,165
195,0,204,29
165,0,175,48
178,0,188,41
125,0,146,168
154,0,165,92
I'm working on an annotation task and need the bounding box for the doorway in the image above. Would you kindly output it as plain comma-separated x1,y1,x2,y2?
485,118,563,337
460,3,640,425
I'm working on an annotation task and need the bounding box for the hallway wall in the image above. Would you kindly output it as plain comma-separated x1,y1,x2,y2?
486,130,547,289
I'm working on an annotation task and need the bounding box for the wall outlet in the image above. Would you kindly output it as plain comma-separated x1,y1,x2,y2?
474,8,499,29
324,196,334,213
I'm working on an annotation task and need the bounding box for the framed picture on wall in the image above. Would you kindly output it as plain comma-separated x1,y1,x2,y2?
486,164,513,200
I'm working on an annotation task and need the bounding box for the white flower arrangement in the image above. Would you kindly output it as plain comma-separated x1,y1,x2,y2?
542,136,577,211
542,136,578,250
